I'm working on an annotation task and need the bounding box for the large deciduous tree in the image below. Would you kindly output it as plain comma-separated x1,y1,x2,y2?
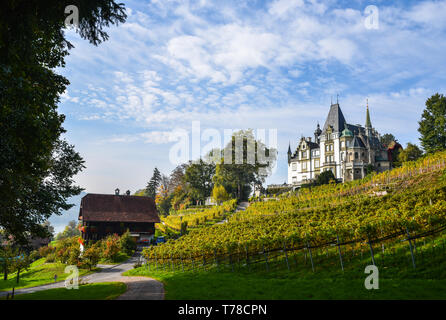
213,129,277,201
0,1,127,244
398,143,424,163
418,93,446,154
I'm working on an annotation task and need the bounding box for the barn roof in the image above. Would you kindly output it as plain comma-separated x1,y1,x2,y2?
79,194,160,223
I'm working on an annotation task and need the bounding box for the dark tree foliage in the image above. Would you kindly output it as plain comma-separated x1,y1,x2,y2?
315,170,336,186
380,133,396,147
146,167,162,199
0,1,127,244
184,159,215,204
418,93,446,154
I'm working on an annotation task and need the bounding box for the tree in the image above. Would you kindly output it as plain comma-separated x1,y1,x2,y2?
0,1,127,244
42,221,55,240
213,130,277,201
119,230,136,256
315,170,336,186
184,159,215,204
146,167,162,198
56,220,80,240
398,143,423,163
380,133,396,147
82,243,101,271
212,185,230,205
418,93,446,154
169,164,188,192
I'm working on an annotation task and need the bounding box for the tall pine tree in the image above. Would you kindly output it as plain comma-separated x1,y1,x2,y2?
145,167,162,198
418,93,446,154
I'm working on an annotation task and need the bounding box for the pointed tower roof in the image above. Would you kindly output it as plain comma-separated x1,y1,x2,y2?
287,142,292,154
322,103,347,134
365,99,372,128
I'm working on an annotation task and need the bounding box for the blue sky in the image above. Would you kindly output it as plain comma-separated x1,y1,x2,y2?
58,0,446,197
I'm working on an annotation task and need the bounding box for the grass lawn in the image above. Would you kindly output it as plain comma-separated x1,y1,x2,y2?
4,282,127,300
0,258,97,292
124,234,446,300
99,252,131,265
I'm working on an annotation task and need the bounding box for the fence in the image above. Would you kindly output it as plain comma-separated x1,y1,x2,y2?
141,225,446,274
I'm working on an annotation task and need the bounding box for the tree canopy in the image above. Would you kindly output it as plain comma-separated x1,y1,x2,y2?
418,93,446,154
0,1,127,244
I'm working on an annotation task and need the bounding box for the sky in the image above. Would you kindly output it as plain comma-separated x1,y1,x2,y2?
58,0,446,199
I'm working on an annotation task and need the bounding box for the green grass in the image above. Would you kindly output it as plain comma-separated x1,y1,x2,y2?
99,252,131,265
124,268,446,300
124,234,446,300
5,282,127,300
0,258,96,292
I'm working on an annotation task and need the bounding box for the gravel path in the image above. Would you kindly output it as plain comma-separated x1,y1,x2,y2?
0,256,164,300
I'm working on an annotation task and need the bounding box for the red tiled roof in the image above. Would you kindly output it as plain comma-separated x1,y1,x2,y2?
79,194,160,223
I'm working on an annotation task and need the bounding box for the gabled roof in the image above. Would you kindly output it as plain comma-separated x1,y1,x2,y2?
351,136,366,148
322,103,347,133
79,194,160,223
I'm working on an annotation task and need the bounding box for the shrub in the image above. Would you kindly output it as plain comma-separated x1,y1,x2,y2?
102,234,121,262
120,230,136,256
82,244,101,270
45,253,56,263
38,245,55,258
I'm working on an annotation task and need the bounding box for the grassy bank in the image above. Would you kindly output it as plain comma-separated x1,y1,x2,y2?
4,282,126,300
0,258,96,292
124,232,446,300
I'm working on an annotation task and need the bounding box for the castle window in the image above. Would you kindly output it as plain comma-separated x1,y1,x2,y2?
292,163,297,171
341,153,344,161
355,152,358,159
302,151,307,158
315,160,320,168
302,162,307,170
341,141,345,148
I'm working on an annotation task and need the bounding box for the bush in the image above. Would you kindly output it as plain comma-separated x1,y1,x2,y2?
102,234,121,262
82,243,101,270
38,245,55,258
45,253,56,263
120,230,136,256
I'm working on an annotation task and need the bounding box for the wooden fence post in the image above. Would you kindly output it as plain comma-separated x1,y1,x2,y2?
306,240,315,272
406,228,416,269
367,234,376,266
214,249,219,271
154,253,158,271
245,244,250,271
228,247,234,272
282,240,290,271
189,253,195,271
262,245,269,272
336,234,344,272
180,253,184,272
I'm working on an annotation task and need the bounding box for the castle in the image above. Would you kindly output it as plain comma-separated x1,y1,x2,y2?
287,100,390,185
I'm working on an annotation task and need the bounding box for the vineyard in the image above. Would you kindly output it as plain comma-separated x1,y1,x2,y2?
158,200,237,232
143,151,446,274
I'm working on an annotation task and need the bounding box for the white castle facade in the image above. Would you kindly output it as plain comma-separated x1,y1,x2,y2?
287,101,391,185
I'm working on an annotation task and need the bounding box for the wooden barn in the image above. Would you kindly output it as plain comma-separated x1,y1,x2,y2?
78,191,160,244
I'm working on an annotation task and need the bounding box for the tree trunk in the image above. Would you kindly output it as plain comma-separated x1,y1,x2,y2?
4,261,8,281
16,268,20,283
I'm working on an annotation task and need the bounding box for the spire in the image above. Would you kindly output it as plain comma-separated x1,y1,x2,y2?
287,142,291,154
365,99,372,128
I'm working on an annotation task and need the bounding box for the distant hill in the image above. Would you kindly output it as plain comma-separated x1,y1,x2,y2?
48,192,86,234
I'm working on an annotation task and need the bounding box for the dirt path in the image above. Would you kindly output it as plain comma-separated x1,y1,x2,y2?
0,256,164,300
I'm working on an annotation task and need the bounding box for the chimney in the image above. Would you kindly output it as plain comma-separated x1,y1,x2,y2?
115,188,120,195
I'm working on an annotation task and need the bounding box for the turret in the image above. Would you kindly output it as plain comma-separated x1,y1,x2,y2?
287,142,292,164
365,99,372,136
314,123,322,144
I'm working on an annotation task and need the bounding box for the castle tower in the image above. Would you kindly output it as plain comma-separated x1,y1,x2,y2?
365,99,372,137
